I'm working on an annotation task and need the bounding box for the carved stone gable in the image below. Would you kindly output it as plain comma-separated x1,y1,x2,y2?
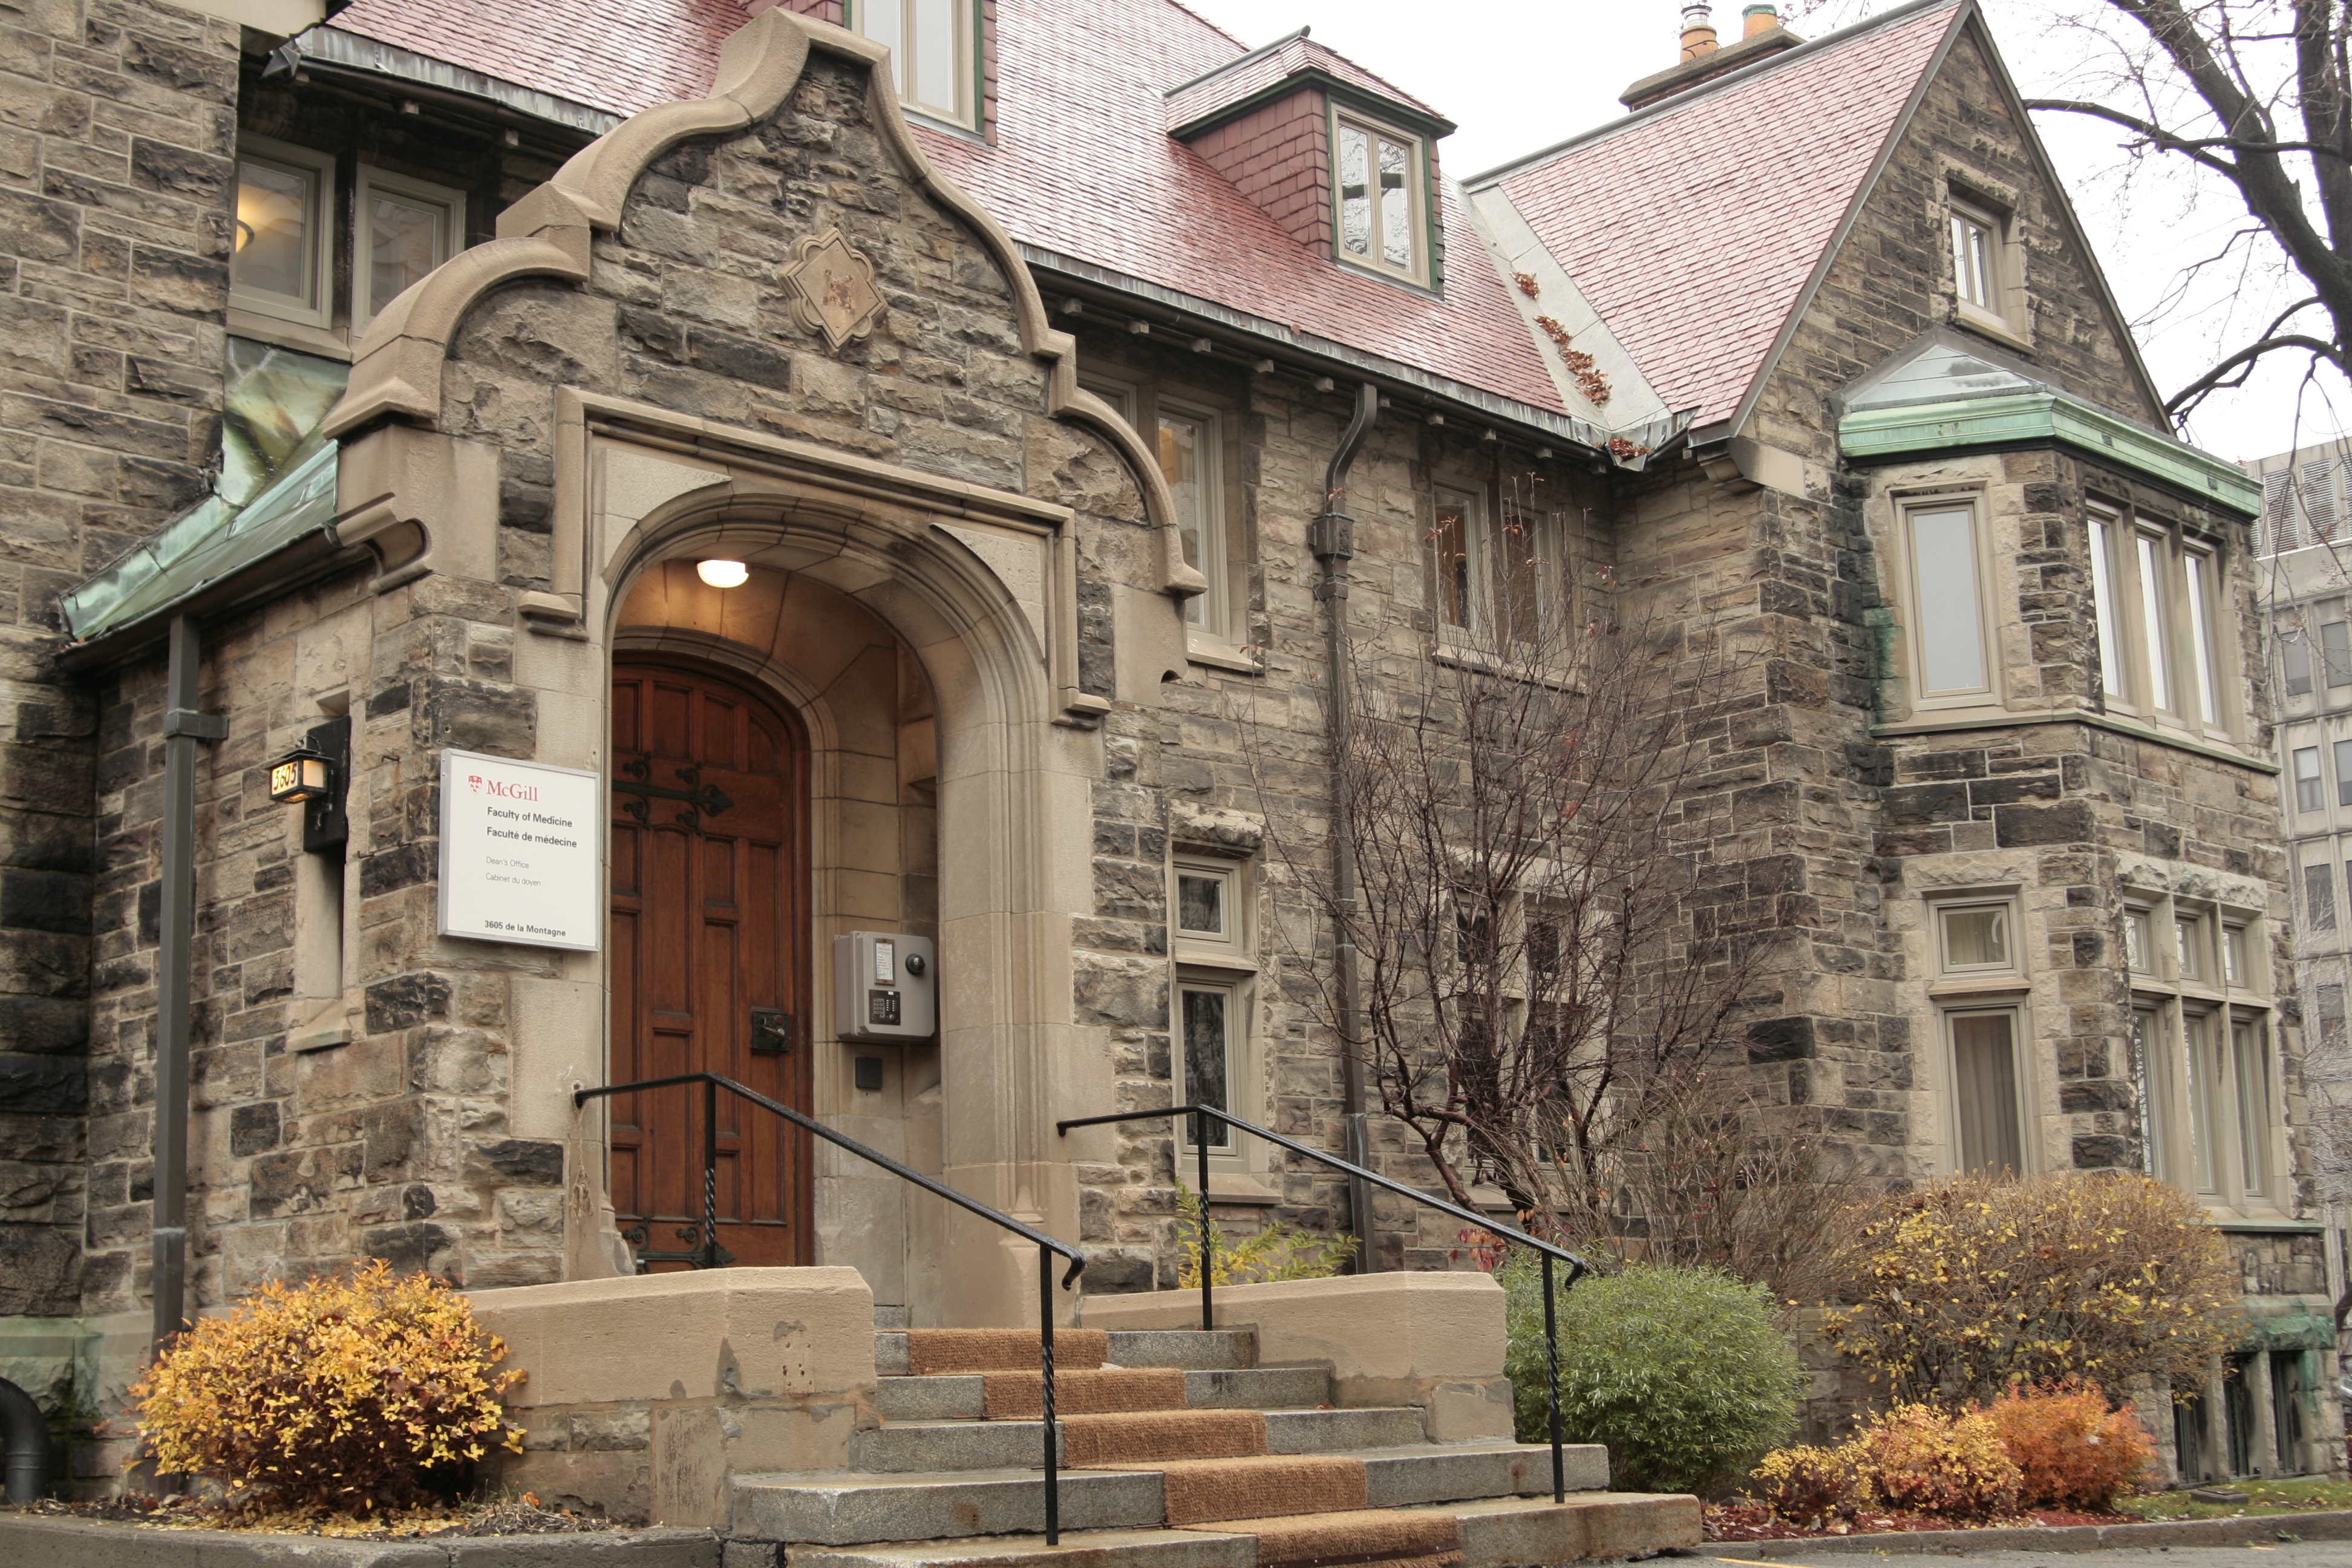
782,227,885,351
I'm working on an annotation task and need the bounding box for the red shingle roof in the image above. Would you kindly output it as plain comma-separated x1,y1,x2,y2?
1165,33,1446,133
330,0,1569,419
1485,1,1961,431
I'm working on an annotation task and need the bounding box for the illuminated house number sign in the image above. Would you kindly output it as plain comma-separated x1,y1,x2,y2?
436,749,601,950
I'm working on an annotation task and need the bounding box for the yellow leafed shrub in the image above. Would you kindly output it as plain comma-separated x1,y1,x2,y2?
1823,1172,2236,1406
132,1261,525,1514
1751,1443,1862,1527
1173,1181,1355,1288
1857,1402,2022,1519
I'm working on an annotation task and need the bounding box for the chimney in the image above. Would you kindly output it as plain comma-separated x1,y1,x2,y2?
1680,2,1718,60
1743,2,1779,38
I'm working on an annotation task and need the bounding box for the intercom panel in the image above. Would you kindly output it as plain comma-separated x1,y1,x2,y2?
832,931,936,1042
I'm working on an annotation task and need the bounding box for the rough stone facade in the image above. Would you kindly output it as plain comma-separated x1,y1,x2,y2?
0,0,2334,1495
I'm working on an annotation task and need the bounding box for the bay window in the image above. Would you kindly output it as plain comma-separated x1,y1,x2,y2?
2085,505,2237,735
1903,495,1993,702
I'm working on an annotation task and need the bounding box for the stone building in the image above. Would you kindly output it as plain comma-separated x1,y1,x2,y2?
0,0,2335,1498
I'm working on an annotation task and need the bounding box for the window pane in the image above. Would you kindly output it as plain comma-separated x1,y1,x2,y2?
234,157,314,304
1338,124,1372,257
1910,506,1985,693
2125,909,2152,971
2137,533,2173,710
912,0,960,117
2224,926,2248,987
2325,621,2352,687
2185,552,2223,722
1942,904,2008,968
2089,515,2125,699
1181,987,1230,1147
367,191,444,319
860,0,905,96
1952,1013,2023,1175
2132,1011,2169,1182
1158,413,1207,627
2296,746,2322,812
2176,918,2201,981
2186,1014,2218,1193
2307,862,2338,930
2322,984,2348,1048
1379,136,1413,270
1177,872,1224,936
1494,503,1548,642
1433,493,1472,629
2286,632,2314,696
2233,1022,2268,1195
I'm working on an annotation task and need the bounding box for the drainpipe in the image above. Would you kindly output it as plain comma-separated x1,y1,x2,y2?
152,613,224,1360
0,1376,48,1502
1311,384,1380,1270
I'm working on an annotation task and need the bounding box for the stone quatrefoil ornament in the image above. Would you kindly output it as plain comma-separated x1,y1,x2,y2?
782,227,886,351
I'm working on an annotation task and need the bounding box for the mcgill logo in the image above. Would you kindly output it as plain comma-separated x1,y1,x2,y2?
473,777,540,801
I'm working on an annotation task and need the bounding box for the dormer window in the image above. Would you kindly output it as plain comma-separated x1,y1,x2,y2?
1947,186,2025,342
1335,112,1427,283
856,0,976,128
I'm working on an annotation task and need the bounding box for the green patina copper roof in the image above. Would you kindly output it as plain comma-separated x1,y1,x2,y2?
60,340,350,645
1837,336,2259,517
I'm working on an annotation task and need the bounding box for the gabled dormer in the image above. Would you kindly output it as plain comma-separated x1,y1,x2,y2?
1165,28,1455,290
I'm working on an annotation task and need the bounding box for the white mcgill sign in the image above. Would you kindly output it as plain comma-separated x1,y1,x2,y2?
437,750,602,951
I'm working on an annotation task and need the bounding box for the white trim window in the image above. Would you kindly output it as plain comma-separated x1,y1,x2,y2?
1902,494,1994,703
2086,504,2238,735
855,0,978,127
1177,978,1238,1148
355,165,463,330
233,136,336,330
1432,485,1485,633
1948,188,2024,339
2128,887,2279,1215
1947,1005,2028,1175
1334,111,1427,284
1158,399,1227,636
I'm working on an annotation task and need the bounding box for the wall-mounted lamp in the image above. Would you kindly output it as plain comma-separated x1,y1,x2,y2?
269,716,350,853
267,744,333,805
697,560,749,588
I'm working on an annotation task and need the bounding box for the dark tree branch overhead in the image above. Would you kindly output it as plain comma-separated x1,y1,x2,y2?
2024,0,2352,422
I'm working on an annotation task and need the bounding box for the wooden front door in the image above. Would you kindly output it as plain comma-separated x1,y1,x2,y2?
609,660,812,1267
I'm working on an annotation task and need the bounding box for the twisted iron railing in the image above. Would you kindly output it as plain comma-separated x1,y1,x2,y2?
1057,1102,1589,1504
577,1071,1086,1542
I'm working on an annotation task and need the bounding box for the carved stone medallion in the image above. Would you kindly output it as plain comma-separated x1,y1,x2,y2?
782,227,885,351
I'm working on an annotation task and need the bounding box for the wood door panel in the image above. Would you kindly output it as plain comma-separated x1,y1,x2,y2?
610,659,811,1268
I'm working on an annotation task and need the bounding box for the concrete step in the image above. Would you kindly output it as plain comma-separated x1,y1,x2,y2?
736,1440,1610,1546
852,1408,1429,1473
877,1367,1330,1422
766,1489,1694,1562
873,1328,1257,1377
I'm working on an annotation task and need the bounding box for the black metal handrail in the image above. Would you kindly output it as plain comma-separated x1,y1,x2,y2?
1057,1103,1587,1504
578,1071,1085,1543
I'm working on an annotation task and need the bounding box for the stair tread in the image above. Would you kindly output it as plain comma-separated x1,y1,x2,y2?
742,1440,1601,1492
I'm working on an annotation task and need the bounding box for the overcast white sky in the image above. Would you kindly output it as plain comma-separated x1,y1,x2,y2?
1176,0,2345,465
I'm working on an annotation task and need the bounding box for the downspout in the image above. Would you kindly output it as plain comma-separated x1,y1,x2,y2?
0,1376,48,1502
1311,384,1381,1270
152,613,224,1360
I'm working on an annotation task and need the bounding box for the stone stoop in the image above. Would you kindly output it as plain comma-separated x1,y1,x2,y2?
728,1327,1700,1566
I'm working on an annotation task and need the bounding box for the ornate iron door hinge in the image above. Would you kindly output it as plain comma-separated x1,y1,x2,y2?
614,756,735,831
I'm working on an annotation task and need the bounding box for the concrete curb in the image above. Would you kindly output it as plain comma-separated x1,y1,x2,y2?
0,1514,721,1566
1704,1509,2352,1556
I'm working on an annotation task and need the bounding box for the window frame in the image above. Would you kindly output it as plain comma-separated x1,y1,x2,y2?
1947,188,2025,342
1155,393,1230,641
1169,849,1263,1177
2088,501,2241,737
1172,857,1242,959
232,134,338,332
2295,745,2324,814
851,0,983,131
351,163,465,334
1935,896,2018,977
1898,490,1999,708
1431,482,1491,638
1941,1002,2033,1177
1330,107,1432,287
2129,886,2281,1217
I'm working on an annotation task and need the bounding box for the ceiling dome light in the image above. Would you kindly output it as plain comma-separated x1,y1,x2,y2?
696,560,749,588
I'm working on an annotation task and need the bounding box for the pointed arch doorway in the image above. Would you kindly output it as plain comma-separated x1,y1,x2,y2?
609,658,814,1267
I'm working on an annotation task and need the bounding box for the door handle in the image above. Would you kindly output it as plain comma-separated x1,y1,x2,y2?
750,1007,791,1054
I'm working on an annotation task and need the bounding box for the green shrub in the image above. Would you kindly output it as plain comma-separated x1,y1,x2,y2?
1501,1258,1801,1495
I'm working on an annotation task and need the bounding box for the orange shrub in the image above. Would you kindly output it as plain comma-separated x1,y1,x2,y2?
1985,1382,2155,1511
1855,1403,2022,1520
